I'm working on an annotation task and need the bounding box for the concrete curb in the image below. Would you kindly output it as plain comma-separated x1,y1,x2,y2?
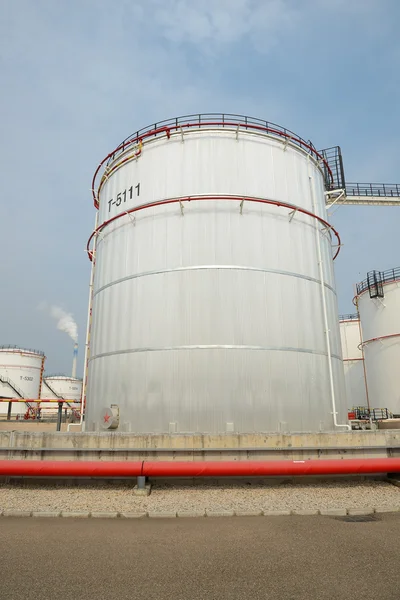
291,509,319,516
148,512,177,518
1,507,400,519
374,506,400,513
319,508,347,516
206,510,235,517
263,510,291,516
2,510,32,517
177,511,206,518
61,511,91,518
347,508,374,516
234,510,263,517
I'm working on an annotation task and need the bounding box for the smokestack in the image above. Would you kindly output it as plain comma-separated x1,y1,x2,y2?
72,342,78,379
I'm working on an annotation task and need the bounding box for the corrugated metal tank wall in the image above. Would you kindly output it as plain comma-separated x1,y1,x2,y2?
357,269,400,415
86,118,347,433
339,317,367,409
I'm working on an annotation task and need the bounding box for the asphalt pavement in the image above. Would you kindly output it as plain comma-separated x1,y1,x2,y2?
1,514,400,599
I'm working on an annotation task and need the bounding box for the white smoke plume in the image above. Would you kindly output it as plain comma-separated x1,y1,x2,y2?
50,306,78,342
39,303,78,342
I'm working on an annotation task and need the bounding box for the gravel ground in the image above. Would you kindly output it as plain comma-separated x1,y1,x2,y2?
0,479,399,513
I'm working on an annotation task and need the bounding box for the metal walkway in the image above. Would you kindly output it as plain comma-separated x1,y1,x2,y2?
320,146,400,206
340,184,400,206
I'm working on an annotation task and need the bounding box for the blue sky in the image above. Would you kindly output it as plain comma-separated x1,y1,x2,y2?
1,0,399,376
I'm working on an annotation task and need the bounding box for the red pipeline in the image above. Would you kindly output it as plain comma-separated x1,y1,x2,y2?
0,458,399,478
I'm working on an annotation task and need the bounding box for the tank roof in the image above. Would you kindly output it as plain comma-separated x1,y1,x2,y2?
339,314,359,322
44,373,83,381
0,344,45,356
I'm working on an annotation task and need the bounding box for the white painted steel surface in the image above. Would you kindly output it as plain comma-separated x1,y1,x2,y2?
339,319,367,408
40,376,82,410
358,280,400,414
86,124,347,433
0,348,44,416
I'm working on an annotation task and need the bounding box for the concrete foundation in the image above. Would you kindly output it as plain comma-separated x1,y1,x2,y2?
378,420,400,430
1,431,400,461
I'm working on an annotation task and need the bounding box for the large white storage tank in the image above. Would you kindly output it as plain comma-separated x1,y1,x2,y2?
85,114,347,433
40,375,82,410
356,267,400,415
339,315,368,408
0,346,45,416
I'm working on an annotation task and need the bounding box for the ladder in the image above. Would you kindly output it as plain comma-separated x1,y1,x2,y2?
0,375,37,414
43,380,79,419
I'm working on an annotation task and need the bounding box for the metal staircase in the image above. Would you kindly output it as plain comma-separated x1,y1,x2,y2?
0,375,36,413
320,146,400,206
43,380,62,399
42,380,80,419
0,374,25,399
357,267,400,298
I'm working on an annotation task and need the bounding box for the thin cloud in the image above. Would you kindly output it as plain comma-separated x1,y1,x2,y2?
0,0,399,373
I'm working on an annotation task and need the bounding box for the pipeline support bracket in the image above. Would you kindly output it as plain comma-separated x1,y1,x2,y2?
133,475,151,496
283,136,291,151
125,212,136,225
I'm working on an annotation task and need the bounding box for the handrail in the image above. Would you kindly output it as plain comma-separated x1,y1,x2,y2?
42,380,63,399
91,114,334,208
346,183,400,198
0,345,45,356
339,313,359,321
87,195,341,262
0,398,80,403
0,375,38,413
41,380,80,418
357,266,400,295
0,375,25,398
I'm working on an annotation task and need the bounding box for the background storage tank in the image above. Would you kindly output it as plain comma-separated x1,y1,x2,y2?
86,114,347,433
0,346,45,416
339,314,368,409
356,267,400,415
40,375,83,411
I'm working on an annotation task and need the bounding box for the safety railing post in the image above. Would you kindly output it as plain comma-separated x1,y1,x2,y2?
56,402,63,432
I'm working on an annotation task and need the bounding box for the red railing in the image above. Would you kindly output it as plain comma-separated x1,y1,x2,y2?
91,114,334,208
87,195,341,262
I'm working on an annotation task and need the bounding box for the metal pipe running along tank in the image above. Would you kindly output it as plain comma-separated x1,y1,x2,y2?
1,458,400,478
85,114,347,434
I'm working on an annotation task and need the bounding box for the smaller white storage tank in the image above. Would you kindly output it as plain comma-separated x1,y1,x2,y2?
356,267,400,415
0,346,45,416
40,375,82,411
339,315,368,409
